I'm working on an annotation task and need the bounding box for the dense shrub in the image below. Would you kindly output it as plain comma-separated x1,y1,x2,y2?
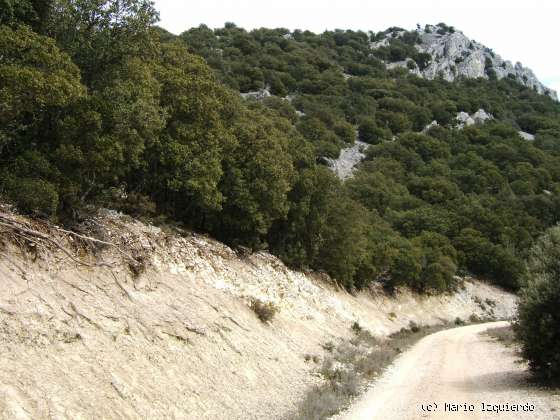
516,226,560,381
2,5,560,294
249,299,279,323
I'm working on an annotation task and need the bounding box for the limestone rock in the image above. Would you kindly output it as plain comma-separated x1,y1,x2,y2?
456,112,475,128
371,24,557,100
518,131,535,141
324,140,369,180
240,88,271,101
472,109,494,124
422,120,439,133
455,109,493,129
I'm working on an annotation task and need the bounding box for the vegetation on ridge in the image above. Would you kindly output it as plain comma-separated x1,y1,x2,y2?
1,1,560,293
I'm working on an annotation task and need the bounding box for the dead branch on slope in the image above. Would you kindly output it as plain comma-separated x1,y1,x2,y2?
0,212,139,269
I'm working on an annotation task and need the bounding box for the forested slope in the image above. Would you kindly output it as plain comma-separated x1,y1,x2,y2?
1,2,560,292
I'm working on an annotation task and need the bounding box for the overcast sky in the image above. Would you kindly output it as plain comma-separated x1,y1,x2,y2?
153,0,560,95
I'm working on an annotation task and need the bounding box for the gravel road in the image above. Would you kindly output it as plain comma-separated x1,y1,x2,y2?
337,322,560,420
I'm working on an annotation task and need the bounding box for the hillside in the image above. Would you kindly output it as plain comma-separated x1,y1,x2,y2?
0,208,516,419
2,3,560,297
2,2,559,416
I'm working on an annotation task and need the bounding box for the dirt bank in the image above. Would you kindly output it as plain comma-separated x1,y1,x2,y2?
0,209,516,419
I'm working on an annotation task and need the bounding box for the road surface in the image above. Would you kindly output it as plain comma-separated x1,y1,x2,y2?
337,322,560,420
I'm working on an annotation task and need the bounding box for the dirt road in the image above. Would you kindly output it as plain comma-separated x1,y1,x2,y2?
337,322,560,420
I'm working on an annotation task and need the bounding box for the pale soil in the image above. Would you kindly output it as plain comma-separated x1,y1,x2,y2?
0,209,517,419
337,322,560,420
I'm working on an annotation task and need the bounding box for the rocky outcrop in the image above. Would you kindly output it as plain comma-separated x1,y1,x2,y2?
518,131,535,141
324,140,369,180
240,87,271,100
472,109,493,123
422,120,439,133
455,108,494,129
372,24,557,100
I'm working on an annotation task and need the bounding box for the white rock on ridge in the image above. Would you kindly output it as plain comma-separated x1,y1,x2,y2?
422,120,439,133
472,109,493,124
324,140,369,180
371,24,557,101
240,88,271,100
456,111,476,128
518,131,535,141
455,109,493,129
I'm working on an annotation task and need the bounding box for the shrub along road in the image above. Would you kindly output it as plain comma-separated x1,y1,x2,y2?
336,322,560,420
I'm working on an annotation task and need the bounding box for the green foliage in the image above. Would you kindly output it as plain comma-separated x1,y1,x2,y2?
213,107,296,247
48,0,159,86
0,25,85,213
145,41,234,217
313,192,369,289
358,119,384,144
412,232,458,291
516,227,560,381
2,13,560,295
0,0,35,27
3,177,59,215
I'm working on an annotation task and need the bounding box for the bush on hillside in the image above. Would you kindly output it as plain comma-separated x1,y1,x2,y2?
515,226,560,381
249,298,278,323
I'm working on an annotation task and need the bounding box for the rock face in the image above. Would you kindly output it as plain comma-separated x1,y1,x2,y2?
324,140,369,180
372,24,557,100
455,109,493,129
456,111,476,128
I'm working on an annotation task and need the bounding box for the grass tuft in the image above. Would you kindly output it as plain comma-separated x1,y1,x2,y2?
249,298,278,323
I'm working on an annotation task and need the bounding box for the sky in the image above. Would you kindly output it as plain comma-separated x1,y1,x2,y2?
153,0,560,95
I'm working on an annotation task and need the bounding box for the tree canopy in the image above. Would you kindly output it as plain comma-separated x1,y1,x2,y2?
1,8,560,292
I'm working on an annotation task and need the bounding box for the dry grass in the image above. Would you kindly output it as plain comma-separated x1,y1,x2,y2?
486,325,516,346
249,299,278,323
293,322,448,419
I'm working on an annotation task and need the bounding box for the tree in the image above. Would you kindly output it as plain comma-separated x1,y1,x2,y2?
401,232,459,292
516,226,560,381
48,0,159,86
314,194,369,289
0,25,85,214
268,166,335,268
376,110,412,134
358,119,384,144
387,239,423,290
212,109,296,247
144,41,236,222
0,0,36,27
54,57,164,209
